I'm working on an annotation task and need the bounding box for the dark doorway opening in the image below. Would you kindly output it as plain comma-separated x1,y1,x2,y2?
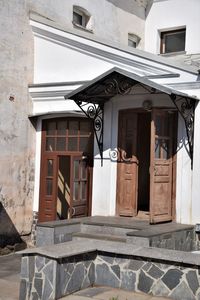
137,112,151,212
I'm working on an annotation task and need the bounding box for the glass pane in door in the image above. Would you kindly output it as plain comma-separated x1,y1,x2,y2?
46,179,53,195
71,157,89,218
57,156,70,220
73,182,79,201
81,161,87,180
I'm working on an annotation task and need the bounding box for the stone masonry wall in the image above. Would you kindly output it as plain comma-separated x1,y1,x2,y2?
20,253,96,299
31,212,39,245
96,251,200,300
0,0,35,242
150,229,200,252
20,251,200,300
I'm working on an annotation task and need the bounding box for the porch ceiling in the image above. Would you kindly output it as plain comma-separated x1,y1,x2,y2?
65,67,199,104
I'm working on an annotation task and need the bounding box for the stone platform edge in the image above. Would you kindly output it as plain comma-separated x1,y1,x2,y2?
18,239,200,266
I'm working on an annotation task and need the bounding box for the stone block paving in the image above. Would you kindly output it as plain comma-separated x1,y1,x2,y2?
61,287,171,300
0,254,21,300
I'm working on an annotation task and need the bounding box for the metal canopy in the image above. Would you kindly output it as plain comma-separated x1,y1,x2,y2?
65,67,198,165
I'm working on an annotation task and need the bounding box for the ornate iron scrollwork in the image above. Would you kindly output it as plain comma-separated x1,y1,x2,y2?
72,74,136,165
75,100,104,165
104,78,133,96
170,94,195,163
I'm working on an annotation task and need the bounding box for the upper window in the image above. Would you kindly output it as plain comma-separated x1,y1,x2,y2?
72,6,93,32
128,33,140,48
160,28,186,54
44,118,93,154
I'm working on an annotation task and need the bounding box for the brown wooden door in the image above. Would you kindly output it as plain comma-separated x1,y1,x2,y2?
117,111,138,216
38,155,58,222
39,118,93,222
70,156,89,218
150,110,174,224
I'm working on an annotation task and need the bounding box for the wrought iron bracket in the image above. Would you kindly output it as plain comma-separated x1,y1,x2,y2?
170,94,196,164
75,100,104,165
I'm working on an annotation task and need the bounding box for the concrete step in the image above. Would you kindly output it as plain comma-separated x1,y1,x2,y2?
73,232,127,243
81,223,136,236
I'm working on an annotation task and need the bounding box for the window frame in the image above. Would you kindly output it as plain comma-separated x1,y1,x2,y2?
72,6,93,33
73,9,87,28
160,28,186,55
128,33,140,49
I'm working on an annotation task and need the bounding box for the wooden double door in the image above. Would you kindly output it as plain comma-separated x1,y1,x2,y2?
117,109,177,224
38,118,93,222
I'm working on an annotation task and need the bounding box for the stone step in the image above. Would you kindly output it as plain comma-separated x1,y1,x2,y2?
73,232,127,243
81,223,136,236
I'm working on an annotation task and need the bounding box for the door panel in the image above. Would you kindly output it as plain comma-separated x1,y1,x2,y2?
117,111,138,217
150,110,174,224
71,156,89,218
39,156,57,222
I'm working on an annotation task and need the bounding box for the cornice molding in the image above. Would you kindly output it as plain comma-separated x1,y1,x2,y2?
30,18,198,76
166,81,200,90
32,26,168,77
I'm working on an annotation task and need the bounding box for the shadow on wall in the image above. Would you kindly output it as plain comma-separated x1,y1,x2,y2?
106,0,146,19
0,202,23,248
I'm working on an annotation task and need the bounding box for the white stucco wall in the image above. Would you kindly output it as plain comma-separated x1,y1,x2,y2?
145,0,200,55
29,0,145,48
114,4,145,49
33,35,113,83
31,20,200,225
31,20,198,87
176,116,192,224
191,101,200,224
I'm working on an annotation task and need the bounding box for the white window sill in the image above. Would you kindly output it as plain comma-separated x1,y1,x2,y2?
72,21,93,34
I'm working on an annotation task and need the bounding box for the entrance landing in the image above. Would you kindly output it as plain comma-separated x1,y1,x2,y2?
21,217,200,300
37,216,197,252
80,215,193,234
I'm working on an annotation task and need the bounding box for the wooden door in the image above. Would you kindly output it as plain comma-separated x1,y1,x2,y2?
39,118,93,222
70,156,89,218
117,111,138,216
38,155,58,222
150,110,175,224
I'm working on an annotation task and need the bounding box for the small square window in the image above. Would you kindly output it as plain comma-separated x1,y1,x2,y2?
73,11,83,26
128,39,137,48
72,6,90,29
128,33,140,48
160,29,186,54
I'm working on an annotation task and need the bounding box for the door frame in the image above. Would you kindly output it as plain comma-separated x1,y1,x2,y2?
116,107,177,222
38,117,93,222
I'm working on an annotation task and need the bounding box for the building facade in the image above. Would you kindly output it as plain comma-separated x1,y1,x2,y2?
0,0,200,244
145,0,200,68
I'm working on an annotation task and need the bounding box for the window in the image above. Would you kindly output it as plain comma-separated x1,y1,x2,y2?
72,6,93,32
160,28,186,54
128,33,140,48
73,11,84,26
44,118,93,154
